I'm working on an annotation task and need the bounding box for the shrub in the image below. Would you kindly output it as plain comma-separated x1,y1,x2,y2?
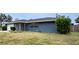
2,26,7,31
56,16,71,34
0,25,2,30
0,25,2,28
10,27,16,31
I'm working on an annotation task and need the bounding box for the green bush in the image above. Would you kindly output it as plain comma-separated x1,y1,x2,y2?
0,25,2,30
2,26,7,31
10,27,16,31
0,25,2,28
56,16,71,34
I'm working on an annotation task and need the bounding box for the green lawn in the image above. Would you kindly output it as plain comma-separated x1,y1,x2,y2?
0,31,79,45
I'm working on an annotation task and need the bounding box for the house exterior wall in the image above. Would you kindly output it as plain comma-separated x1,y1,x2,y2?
14,24,19,31
25,22,57,33
7,24,14,31
13,22,57,32
10,22,57,33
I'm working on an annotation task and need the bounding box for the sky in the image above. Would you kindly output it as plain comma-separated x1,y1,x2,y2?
5,13,79,24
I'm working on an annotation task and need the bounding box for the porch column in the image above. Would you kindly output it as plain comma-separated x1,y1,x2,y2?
24,23,26,31
19,24,21,31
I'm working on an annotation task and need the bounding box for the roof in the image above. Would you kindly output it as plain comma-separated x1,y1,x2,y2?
29,17,56,20
8,17,56,24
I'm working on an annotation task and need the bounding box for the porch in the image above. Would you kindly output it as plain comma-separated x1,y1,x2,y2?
14,23,27,31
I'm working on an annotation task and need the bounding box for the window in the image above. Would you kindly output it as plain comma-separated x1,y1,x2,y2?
30,25,38,28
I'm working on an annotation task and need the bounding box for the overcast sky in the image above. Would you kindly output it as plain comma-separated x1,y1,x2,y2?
5,13,79,23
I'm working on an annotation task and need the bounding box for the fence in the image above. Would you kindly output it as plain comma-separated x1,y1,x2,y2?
71,24,79,32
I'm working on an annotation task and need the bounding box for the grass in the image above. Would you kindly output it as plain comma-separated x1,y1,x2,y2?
0,31,79,45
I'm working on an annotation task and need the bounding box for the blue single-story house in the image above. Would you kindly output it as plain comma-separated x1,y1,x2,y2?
5,17,57,33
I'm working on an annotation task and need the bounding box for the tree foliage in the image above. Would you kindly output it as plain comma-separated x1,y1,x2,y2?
75,16,79,23
0,13,12,22
56,16,71,34
7,15,12,22
0,13,7,22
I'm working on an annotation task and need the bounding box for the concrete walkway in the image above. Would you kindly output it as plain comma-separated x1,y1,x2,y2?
0,31,9,32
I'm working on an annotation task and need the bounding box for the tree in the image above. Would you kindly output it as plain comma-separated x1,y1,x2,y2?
7,15,12,22
56,15,71,34
0,13,12,25
75,16,79,23
0,13,7,22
